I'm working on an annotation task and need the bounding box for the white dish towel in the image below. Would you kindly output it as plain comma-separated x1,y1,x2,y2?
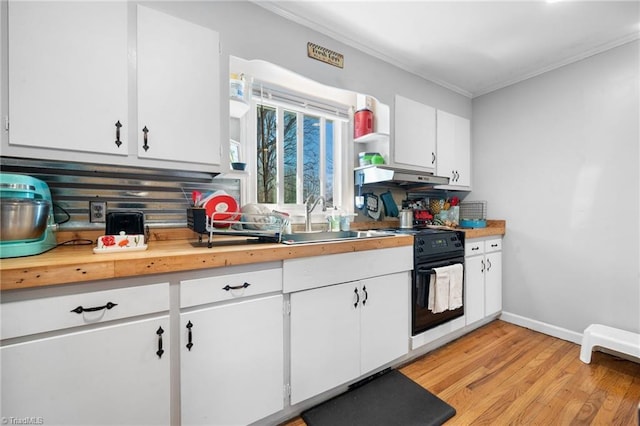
448,263,464,310
428,264,464,313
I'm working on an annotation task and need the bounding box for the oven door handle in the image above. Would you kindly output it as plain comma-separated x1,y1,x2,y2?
416,267,435,275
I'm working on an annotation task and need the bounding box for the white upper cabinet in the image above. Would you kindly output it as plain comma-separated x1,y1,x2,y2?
392,95,437,172
435,110,471,189
6,2,224,172
7,1,129,156
137,5,221,166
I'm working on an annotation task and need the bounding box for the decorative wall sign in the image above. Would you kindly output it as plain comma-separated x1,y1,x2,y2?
307,42,344,68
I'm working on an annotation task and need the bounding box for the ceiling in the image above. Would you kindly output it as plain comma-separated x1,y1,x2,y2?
256,1,640,98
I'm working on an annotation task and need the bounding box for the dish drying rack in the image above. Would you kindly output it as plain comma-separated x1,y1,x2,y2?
187,208,289,248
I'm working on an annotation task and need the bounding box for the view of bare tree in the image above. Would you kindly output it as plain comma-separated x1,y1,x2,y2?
257,103,334,205
257,104,277,203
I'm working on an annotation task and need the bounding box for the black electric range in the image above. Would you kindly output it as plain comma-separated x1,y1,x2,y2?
383,226,465,334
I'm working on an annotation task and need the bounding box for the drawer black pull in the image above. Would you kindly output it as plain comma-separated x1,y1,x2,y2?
186,321,194,351
70,302,118,314
156,326,165,358
222,282,251,291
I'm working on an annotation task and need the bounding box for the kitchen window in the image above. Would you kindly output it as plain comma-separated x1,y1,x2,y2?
249,84,348,211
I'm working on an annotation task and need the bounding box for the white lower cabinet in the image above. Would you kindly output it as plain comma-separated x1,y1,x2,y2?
179,264,284,426
289,272,410,405
465,237,503,325
180,295,284,426
465,254,486,325
0,282,170,425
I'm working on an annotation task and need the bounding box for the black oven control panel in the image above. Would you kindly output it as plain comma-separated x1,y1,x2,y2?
415,230,464,259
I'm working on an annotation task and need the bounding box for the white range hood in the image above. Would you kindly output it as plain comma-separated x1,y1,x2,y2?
355,165,450,186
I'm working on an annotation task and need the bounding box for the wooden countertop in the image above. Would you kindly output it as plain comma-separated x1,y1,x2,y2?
0,220,505,291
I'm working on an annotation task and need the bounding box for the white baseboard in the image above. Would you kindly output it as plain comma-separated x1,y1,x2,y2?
499,311,583,345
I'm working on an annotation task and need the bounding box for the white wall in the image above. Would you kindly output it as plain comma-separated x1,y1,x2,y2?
471,40,640,334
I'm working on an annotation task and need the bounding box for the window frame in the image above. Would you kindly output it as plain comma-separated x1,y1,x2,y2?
246,94,348,220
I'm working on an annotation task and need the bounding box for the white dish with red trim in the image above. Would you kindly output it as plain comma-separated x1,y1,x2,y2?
93,232,147,254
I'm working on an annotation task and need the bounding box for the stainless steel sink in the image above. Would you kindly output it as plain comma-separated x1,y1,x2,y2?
280,230,394,245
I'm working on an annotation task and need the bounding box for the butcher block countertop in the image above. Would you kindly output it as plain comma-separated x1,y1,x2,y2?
0,220,505,291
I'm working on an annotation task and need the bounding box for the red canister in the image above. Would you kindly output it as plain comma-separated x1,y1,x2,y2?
354,109,373,139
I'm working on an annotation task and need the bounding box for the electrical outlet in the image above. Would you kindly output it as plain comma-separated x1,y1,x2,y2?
90,201,107,223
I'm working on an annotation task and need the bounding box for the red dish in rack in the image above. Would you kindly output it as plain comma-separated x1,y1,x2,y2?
204,194,240,228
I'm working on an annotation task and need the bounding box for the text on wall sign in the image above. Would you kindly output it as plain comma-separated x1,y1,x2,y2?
307,42,344,69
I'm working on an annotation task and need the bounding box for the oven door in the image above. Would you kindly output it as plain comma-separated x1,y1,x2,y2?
412,256,464,336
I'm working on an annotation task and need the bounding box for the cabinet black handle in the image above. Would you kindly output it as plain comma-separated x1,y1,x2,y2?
156,326,165,358
362,285,368,306
431,152,436,164
472,246,480,251
222,282,251,291
115,121,123,147
70,302,118,314
186,321,194,351
486,258,492,271
142,126,150,151
481,260,485,273
353,287,360,308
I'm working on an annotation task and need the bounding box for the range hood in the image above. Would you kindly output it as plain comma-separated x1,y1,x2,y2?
355,165,450,186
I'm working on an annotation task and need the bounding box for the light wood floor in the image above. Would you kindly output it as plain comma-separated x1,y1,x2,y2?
282,320,640,425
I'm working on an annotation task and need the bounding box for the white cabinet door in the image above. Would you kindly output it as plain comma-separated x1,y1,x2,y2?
137,5,221,166
290,283,360,405
8,1,128,156
181,295,284,425
1,316,170,425
360,272,410,374
465,238,503,325
464,254,486,325
290,273,410,404
436,110,471,188
485,251,503,316
393,95,436,172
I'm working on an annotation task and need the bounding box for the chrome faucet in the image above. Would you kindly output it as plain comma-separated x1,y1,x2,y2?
304,195,326,232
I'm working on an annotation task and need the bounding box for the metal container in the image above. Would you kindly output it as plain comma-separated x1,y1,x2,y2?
354,108,374,139
0,198,51,241
399,209,413,229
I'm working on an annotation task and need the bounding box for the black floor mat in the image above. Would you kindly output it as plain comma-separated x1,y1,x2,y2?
301,369,456,426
